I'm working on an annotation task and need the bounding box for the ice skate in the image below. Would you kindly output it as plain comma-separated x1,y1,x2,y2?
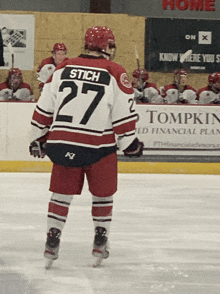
92,226,109,267
44,227,61,269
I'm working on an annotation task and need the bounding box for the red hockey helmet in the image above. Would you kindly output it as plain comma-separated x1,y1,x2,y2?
209,72,220,90
173,69,187,77
84,26,116,52
52,43,67,54
8,68,23,80
132,68,149,81
208,72,220,84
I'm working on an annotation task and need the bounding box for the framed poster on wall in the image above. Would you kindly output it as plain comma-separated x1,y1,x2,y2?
0,14,35,70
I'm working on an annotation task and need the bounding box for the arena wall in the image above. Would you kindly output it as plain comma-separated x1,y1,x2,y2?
0,10,145,101
0,10,209,102
1,102,220,175
0,10,217,174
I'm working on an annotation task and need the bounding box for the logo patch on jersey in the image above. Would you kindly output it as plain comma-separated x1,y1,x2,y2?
65,152,75,160
120,73,132,88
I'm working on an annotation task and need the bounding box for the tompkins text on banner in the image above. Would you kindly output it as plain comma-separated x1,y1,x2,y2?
135,104,220,156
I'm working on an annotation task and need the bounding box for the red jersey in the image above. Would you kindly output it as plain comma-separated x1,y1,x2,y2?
30,54,137,167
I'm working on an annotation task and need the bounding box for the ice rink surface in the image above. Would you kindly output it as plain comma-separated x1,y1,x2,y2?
0,172,220,294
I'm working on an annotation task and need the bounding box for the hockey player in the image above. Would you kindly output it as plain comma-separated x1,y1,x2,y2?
0,68,34,101
161,69,197,104
37,43,69,92
197,72,220,104
132,68,163,103
29,26,143,268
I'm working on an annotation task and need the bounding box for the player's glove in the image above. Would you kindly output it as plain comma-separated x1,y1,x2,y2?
142,96,149,103
137,86,144,92
123,138,144,158
29,141,47,158
136,95,149,104
211,99,220,104
178,97,188,104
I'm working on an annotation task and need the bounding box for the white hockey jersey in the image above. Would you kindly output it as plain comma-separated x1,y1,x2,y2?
37,56,69,91
134,82,164,104
162,84,197,104
30,54,137,167
0,81,34,101
197,86,220,104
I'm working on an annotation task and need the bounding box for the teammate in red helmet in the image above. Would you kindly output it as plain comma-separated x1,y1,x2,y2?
29,26,143,268
197,72,220,104
37,43,68,93
0,68,34,101
132,68,163,103
161,69,197,104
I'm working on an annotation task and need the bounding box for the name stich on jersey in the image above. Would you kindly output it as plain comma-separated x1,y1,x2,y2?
70,69,100,82
61,67,110,85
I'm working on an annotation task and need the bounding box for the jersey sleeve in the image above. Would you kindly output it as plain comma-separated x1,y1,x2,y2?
109,64,137,151
37,57,56,90
30,76,55,142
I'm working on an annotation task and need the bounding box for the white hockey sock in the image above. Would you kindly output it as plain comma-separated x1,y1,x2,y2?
47,193,74,232
92,195,113,236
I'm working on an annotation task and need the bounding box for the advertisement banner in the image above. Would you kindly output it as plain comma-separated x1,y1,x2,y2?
135,104,220,157
145,18,220,73
0,102,48,161
0,14,35,70
1,102,220,162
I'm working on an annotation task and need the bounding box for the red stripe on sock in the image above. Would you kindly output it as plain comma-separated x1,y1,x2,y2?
48,202,69,217
92,206,112,217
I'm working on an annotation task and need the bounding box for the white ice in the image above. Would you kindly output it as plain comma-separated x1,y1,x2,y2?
0,172,220,294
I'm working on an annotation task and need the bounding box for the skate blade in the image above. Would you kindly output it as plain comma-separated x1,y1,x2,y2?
93,256,103,268
45,259,54,269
